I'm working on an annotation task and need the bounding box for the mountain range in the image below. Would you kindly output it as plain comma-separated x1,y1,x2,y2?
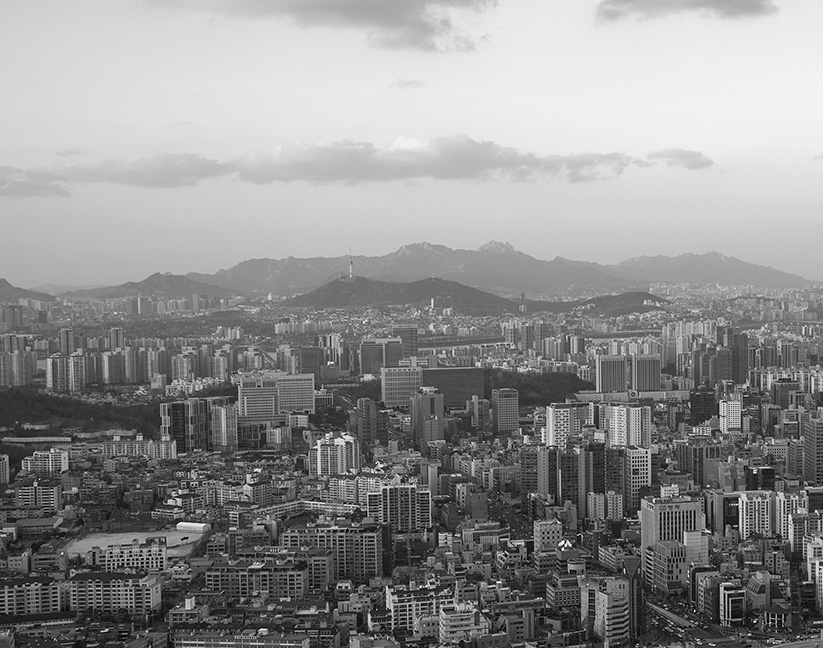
188,242,812,296
8,243,814,303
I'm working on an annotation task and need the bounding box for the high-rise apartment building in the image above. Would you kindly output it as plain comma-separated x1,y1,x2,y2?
0,454,9,484
719,397,743,434
738,491,772,540
309,433,361,476
279,520,385,583
804,419,823,486
492,388,519,435
68,573,161,614
545,402,589,448
86,537,168,573
21,448,69,476
210,403,238,452
366,483,432,533
0,577,63,616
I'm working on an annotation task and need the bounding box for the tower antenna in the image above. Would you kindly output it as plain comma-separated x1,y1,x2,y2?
349,248,353,280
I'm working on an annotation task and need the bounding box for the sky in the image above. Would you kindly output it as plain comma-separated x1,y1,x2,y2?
2,0,822,287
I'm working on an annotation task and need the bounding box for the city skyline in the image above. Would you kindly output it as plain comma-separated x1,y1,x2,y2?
2,0,822,287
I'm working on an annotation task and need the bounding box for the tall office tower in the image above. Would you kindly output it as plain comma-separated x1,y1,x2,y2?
558,448,584,522
410,387,444,449
537,446,559,503
719,398,742,434
298,346,323,387
0,454,9,484
309,432,361,476
356,398,389,449
731,333,749,384
546,403,589,448
738,491,772,540
467,395,491,431
210,403,238,452
45,355,68,393
58,328,75,356
804,419,823,486
234,371,315,426
675,437,722,488
596,355,628,393
273,373,315,414
689,388,717,425
366,483,432,533
593,578,631,647
359,337,403,376
107,327,125,351
772,379,800,410
160,399,210,453
381,366,423,407
639,495,706,584
519,445,540,500
68,353,86,393
391,324,419,359
631,355,661,391
492,388,519,434
421,367,485,409
623,446,651,515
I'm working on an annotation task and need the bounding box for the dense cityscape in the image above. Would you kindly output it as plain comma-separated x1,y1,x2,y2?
2,256,823,648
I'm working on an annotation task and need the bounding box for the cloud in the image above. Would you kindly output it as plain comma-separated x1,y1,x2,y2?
235,136,644,184
391,79,427,90
151,0,496,51
596,0,779,22
1,136,678,197
0,166,71,198
647,148,715,170
55,148,83,158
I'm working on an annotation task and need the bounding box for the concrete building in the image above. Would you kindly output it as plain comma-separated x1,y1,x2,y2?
0,576,62,615
21,448,69,476
492,388,519,435
68,572,161,614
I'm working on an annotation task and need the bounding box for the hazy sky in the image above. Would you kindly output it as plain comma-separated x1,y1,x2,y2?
2,0,822,287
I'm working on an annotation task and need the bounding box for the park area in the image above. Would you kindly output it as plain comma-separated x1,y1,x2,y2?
64,529,205,559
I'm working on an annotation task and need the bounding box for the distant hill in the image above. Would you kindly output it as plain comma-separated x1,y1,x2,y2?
187,242,813,295
283,276,524,315
283,277,669,317
606,252,810,288
65,273,242,300
0,279,55,303
29,283,106,295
